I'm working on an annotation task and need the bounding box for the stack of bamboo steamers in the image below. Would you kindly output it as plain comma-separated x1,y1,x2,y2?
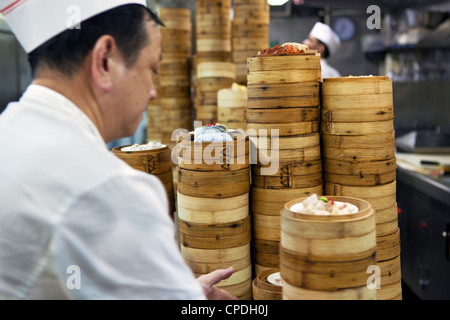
321,76,402,300
232,0,270,85
177,132,253,300
194,0,235,124
246,51,324,275
159,8,193,148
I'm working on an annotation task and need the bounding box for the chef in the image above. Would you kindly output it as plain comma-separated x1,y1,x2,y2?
303,22,342,79
0,0,235,300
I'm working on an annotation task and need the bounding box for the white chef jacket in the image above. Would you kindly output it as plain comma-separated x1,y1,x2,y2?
0,85,206,300
321,59,341,79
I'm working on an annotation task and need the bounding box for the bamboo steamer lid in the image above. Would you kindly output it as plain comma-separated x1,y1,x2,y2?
252,269,283,300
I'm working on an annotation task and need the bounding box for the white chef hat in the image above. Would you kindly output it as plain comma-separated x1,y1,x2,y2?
309,22,341,57
0,0,147,53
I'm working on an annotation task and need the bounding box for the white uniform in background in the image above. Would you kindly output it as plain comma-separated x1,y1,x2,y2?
321,59,341,79
0,85,206,300
309,22,342,79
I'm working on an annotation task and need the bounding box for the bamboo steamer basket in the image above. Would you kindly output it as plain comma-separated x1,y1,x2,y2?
247,82,320,109
281,196,376,262
159,8,191,32
280,247,376,292
321,76,393,109
112,145,172,175
251,185,324,214
377,255,402,300
280,196,377,299
251,185,323,273
178,167,250,198
256,145,321,163
246,122,319,137
232,37,269,51
321,120,394,135
181,243,250,263
375,204,399,236
177,192,249,224
112,145,175,215
197,61,236,79
234,63,247,85
321,106,394,123
283,281,376,300
252,172,323,189
217,86,247,129
232,23,269,39
323,170,396,187
197,39,232,53
321,131,396,149
179,216,251,249
252,159,322,177
247,107,319,122
325,181,397,211
233,50,260,64
323,158,396,175
252,269,283,300
249,132,319,150
247,54,321,73
177,131,249,171
376,228,401,262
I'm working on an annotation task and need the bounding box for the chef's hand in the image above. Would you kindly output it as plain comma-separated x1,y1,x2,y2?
197,267,238,300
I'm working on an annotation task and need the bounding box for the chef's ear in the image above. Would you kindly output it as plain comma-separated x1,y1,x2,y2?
90,35,120,92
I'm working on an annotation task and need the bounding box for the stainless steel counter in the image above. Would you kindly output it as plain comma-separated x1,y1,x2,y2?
397,166,450,300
